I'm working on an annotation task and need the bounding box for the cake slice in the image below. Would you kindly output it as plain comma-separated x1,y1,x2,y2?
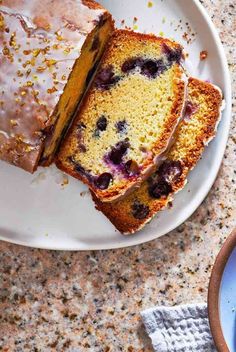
56,30,186,202
0,0,114,172
92,78,223,234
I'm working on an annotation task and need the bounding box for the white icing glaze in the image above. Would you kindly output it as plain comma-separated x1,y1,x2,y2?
0,0,106,171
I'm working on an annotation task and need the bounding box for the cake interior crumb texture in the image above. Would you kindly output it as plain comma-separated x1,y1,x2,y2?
0,0,114,172
93,78,223,234
56,29,186,202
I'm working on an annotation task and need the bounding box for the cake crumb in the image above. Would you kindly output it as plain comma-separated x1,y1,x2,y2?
80,190,90,198
61,175,69,187
182,32,188,41
133,17,138,30
200,50,208,60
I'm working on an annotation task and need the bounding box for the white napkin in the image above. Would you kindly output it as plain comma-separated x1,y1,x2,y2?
141,303,216,352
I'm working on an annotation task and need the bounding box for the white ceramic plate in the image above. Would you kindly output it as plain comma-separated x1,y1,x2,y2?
0,0,231,250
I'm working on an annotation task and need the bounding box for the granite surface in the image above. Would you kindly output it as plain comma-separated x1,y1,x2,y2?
0,1,235,351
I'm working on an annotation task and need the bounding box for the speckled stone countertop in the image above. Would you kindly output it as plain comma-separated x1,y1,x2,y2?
0,1,235,351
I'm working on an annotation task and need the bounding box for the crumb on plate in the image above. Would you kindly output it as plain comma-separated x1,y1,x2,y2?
200,50,208,60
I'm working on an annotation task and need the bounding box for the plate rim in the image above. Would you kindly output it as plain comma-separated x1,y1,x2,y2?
0,0,232,251
208,229,236,352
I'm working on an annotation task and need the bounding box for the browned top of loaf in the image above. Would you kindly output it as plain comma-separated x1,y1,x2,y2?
0,0,107,172
56,29,185,202
82,0,104,9
93,77,223,234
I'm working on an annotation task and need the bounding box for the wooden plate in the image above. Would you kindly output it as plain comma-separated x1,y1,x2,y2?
208,229,236,352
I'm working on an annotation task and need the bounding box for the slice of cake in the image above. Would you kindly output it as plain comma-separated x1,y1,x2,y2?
93,78,223,234
0,0,114,172
56,29,186,202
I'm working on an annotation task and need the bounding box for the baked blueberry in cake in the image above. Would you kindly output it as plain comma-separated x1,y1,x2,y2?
0,0,114,172
56,29,186,202
92,78,223,234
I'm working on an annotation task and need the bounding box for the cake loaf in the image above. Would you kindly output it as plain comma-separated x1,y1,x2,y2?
56,30,186,202
93,78,223,234
0,0,114,172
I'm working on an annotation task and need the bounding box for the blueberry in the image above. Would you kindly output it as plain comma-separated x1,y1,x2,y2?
75,164,86,175
148,179,172,199
96,116,107,132
155,59,166,75
148,160,183,199
125,160,139,176
162,43,183,64
68,156,86,175
140,59,159,78
77,122,86,149
158,160,183,183
122,57,166,79
95,173,113,190
108,139,130,165
68,157,95,183
121,58,142,73
132,200,150,220
121,51,181,81
116,120,127,134
140,59,166,78
109,149,123,165
95,66,120,90
184,101,198,119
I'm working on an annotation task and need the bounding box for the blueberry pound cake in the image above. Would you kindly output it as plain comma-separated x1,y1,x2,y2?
0,0,114,172
56,30,186,202
93,78,223,234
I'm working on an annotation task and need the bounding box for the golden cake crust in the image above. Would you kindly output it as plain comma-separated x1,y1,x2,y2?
56,29,186,202
82,0,104,9
0,0,113,172
92,78,223,234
